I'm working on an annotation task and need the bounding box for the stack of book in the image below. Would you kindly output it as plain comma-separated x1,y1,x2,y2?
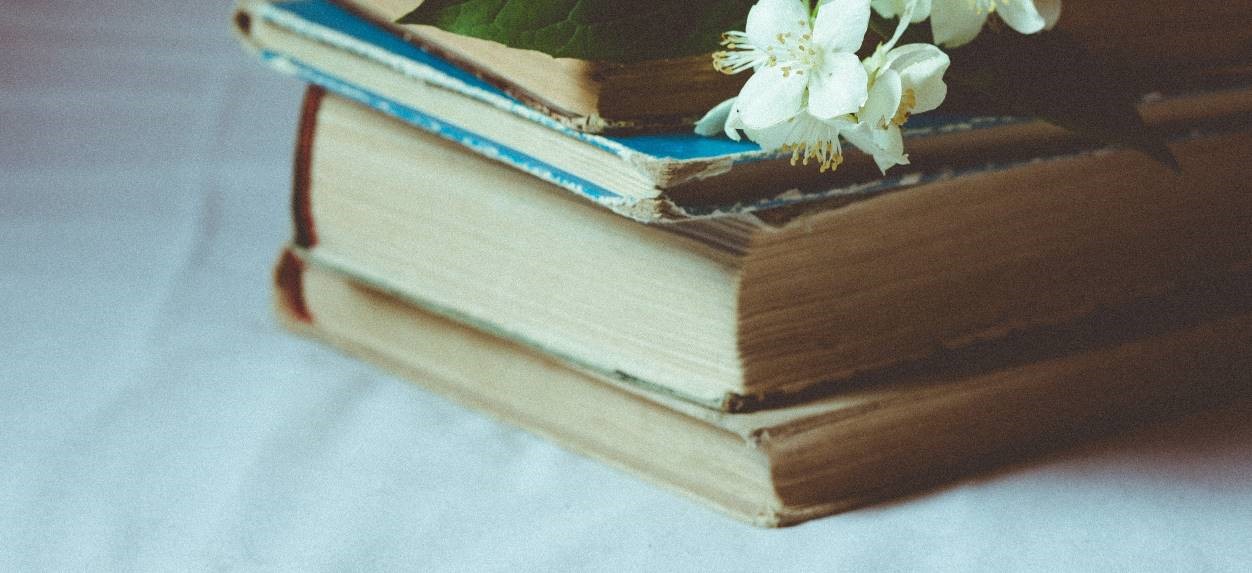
235,0,1252,526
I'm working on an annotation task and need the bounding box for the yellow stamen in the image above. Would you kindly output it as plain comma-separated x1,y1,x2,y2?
892,89,917,127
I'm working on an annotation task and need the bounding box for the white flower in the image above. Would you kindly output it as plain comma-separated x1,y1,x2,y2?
696,0,952,175
751,111,856,172
930,0,1061,47
696,97,854,172
847,42,950,172
714,0,872,127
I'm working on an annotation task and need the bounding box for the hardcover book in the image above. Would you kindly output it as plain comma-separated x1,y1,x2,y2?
276,246,1252,526
292,87,1252,410
324,0,745,133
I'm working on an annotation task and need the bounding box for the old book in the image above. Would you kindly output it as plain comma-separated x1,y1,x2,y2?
275,247,1252,527
326,0,743,133
235,0,1252,223
293,88,1252,411
256,0,1252,133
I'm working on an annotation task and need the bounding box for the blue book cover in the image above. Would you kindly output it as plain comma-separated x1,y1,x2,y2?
236,0,1038,221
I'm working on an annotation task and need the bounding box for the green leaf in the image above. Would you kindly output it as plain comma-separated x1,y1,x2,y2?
397,0,756,62
944,28,1178,170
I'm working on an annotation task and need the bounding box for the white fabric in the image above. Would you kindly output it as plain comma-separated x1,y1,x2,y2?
3,2,1251,570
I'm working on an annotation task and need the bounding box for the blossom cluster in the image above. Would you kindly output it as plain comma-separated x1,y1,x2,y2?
696,0,1061,173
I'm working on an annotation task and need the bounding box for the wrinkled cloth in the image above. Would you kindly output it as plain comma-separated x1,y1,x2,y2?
2,2,1251,570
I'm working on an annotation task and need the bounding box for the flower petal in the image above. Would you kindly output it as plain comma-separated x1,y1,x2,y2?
808,52,869,119
735,65,807,129
694,98,736,137
930,0,988,47
1034,0,1062,29
746,0,812,49
813,0,871,53
996,0,1047,35
870,126,908,172
861,68,902,128
911,0,933,22
870,0,902,20
844,122,908,173
884,43,949,114
747,114,807,151
725,103,748,141
748,112,853,170
841,121,874,151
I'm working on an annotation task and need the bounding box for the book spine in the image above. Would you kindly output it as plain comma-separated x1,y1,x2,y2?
275,248,312,323
293,85,324,249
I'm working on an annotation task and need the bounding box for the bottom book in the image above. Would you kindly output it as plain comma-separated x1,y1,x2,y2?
275,248,1252,527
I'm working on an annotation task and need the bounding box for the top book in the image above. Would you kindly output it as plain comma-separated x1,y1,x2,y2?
324,0,1246,133
330,0,742,133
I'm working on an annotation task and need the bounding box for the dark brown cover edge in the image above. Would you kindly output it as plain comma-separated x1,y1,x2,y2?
293,85,324,249
275,249,312,323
